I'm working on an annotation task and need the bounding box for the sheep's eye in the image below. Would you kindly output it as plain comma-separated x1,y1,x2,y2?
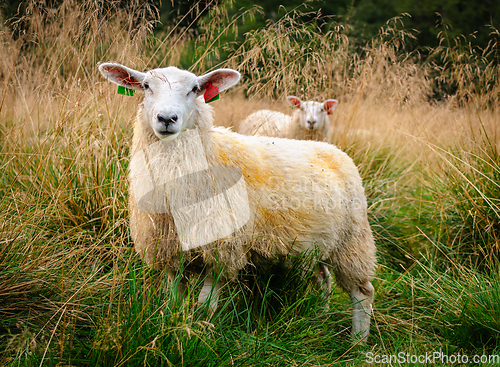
191,85,200,94
143,82,150,90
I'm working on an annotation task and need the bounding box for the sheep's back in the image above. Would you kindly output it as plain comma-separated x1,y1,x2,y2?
239,110,292,137
208,128,370,257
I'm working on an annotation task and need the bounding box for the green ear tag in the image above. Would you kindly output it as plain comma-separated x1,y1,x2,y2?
117,86,134,96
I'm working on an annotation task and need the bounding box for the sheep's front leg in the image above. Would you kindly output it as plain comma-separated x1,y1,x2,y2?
351,281,374,342
198,275,222,312
167,269,186,302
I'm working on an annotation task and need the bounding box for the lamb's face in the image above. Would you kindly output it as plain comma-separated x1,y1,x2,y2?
142,67,201,140
299,101,329,131
287,96,339,131
98,62,241,141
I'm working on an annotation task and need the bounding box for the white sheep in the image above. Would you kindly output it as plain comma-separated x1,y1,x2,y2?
98,62,376,341
239,96,338,141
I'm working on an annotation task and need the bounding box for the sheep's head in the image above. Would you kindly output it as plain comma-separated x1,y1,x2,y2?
98,63,240,140
287,96,338,131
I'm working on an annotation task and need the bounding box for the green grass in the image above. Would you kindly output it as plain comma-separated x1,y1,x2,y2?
3,106,500,366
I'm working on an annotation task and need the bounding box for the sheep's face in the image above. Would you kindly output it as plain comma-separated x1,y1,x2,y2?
141,67,202,140
98,63,240,140
287,96,338,131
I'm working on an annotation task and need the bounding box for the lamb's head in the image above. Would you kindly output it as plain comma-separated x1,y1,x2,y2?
98,63,240,140
287,96,338,131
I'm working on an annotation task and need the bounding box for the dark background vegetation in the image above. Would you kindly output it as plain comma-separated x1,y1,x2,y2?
2,0,500,52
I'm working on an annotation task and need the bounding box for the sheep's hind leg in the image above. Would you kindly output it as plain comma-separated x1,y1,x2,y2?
315,263,332,309
198,274,222,312
350,281,374,342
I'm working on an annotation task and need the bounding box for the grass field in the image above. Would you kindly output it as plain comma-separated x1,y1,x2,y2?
1,1,500,365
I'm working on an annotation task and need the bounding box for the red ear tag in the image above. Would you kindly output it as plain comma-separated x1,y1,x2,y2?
204,83,219,103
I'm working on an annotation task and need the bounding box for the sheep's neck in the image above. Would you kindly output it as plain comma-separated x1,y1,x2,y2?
131,103,216,161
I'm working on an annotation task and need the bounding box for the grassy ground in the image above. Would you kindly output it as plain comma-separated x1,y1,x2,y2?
1,1,500,365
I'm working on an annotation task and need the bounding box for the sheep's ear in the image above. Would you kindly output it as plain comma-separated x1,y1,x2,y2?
286,96,303,109
98,62,146,90
197,69,241,93
323,99,338,115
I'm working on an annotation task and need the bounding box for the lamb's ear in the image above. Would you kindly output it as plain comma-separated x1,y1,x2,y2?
98,62,146,90
197,69,241,93
286,96,303,109
323,99,338,115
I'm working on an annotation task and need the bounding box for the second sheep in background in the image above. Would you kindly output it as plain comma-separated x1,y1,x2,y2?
239,96,338,141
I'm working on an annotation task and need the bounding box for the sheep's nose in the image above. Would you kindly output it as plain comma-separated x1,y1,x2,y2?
308,120,316,126
157,113,178,127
